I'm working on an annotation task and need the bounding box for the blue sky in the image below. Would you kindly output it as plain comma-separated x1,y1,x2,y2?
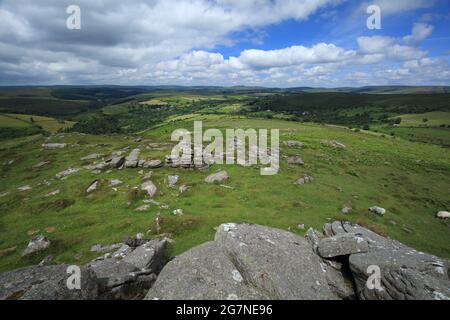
0,0,449,87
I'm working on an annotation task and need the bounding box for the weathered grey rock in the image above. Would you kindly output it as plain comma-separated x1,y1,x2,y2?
125,149,141,168
108,157,125,168
179,184,189,193
142,160,162,169
90,243,122,253
0,264,98,300
320,260,356,300
215,223,336,299
205,170,229,184
167,175,179,188
123,239,167,271
56,167,80,179
111,244,133,259
80,153,102,161
146,242,267,300
294,174,314,185
369,206,386,216
45,189,60,197
32,161,50,169
22,235,50,256
341,206,352,214
147,223,338,300
88,258,139,294
173,209,184,216
349,248,450,300
141,180,157,197
18,185,32,191
317,233,369,258
321,140,346,149
305,228,321,253
42,143,66,149
86,180,100,193
286,155,305,165
110,179,123,186
437,211,450,219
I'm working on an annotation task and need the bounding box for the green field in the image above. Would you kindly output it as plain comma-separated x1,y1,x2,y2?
0,116,449,273
396,111,450,127
0,113,75,132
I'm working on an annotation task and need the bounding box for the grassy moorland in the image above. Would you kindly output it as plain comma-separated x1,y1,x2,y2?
0,87,449,274
0,115,449,273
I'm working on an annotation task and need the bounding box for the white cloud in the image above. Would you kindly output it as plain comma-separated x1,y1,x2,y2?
403,23,434,43
237,43,355,69
360,0,434,15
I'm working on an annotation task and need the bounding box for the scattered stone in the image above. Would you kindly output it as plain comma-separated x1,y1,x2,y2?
22,236,51,256
167,175,179,188
321,140,346,149
110,179,123,187
142,160,163,169
32,161,50,169
179,184,189,193
86,180,100,193
141,181,157,198
298,224,305,230
125,149,141,168
205,170,229,183
173,209,184,216
437,211,450,219
286,155,305,165
45,189,60,197
0,192,10,198
80,153,102,161
369,206,386,216
341,206,352,214
294,174,314,185
18,185,32,191
108,156,126,169
136,233,145,240
42,143,66,149
135,205,150,212
134,137,142,143
283,140,304,148
56,167,80,179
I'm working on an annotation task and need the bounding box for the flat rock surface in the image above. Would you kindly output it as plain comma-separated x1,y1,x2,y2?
147,223,336,300
0,264,97,300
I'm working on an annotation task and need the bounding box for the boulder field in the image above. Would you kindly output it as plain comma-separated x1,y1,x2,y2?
1,221,449,300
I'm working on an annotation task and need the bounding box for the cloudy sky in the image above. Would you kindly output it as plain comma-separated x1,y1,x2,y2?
1,0,449,87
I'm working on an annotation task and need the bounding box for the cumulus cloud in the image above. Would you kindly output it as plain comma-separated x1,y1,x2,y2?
403,23,434,43
0,0,448,86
